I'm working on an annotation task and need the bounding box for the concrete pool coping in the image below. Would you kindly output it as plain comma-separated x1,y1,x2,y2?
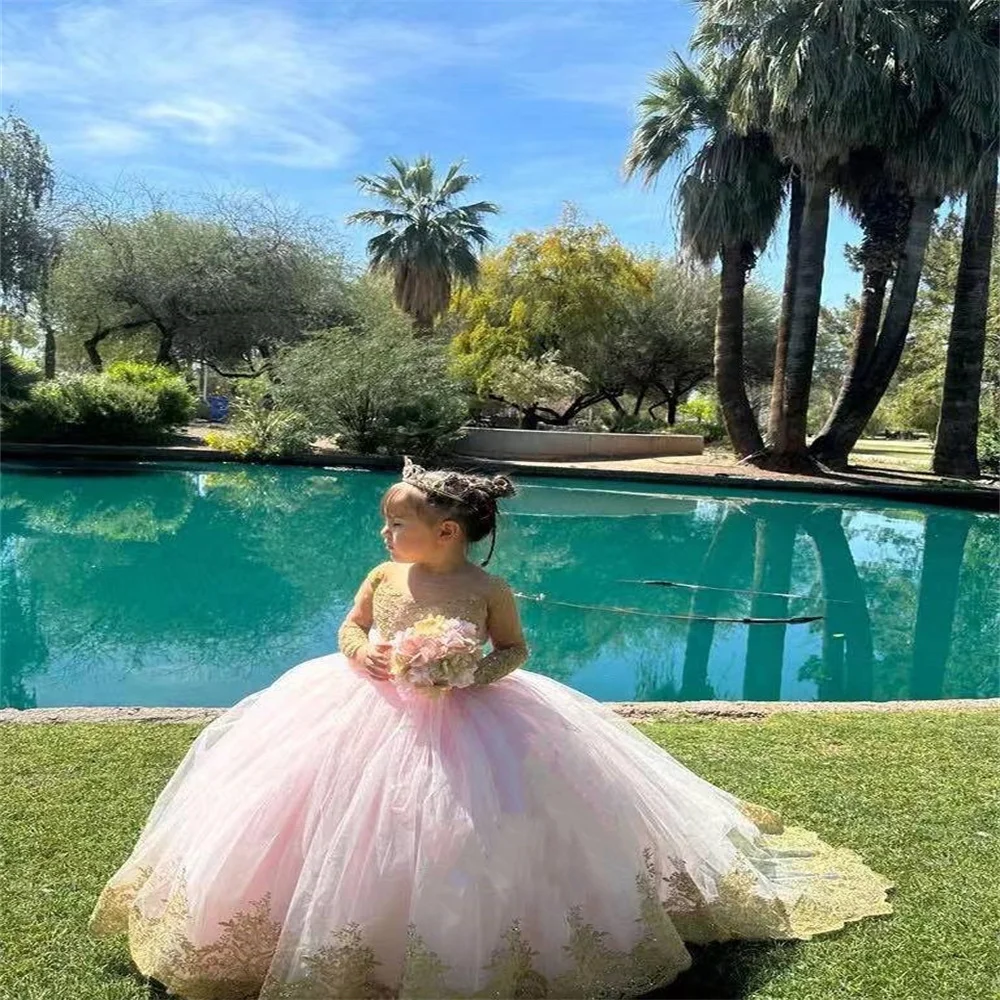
2,439,998,511
2,698,996,725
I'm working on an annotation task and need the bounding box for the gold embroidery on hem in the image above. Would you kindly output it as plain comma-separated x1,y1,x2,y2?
89,828,892,999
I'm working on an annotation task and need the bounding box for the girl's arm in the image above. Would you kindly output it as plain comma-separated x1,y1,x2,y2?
337,566,382,660
474,579,529,685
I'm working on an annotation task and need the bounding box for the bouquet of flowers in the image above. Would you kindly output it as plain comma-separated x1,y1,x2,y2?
389,615,481,695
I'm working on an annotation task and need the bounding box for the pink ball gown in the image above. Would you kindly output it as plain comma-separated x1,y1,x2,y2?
91,567,892,999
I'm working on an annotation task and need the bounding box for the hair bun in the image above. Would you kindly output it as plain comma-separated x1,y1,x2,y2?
399,458,515,506
488,475,516,500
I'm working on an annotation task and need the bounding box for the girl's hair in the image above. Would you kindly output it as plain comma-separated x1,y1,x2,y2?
381,458,516,565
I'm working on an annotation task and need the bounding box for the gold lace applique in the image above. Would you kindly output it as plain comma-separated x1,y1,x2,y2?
380,853,690,999
139,880,280,999
398,926,453,998
263,924,392,1000
551,850,691,997
768,826,894,939
662,825,893,945
337,619,368,659
479,922,549,997
91,866,281,1000
737,799,785,834
90,829,891,998
89,864,152,936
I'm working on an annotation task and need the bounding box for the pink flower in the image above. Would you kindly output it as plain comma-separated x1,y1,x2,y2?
393,632,442,669
405,662,435,687
390,617,482,695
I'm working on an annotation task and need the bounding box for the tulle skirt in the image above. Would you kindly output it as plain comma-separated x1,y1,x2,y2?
90,657,892,999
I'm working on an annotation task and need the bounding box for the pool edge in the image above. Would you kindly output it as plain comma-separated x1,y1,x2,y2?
2,698,997,725
2,442,998,511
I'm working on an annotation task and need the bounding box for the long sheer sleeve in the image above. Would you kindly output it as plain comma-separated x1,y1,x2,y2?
474,578,529,685
337,566,383,659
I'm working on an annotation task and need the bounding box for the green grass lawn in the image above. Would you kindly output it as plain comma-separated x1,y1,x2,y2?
847,438,934,473
680,438,937,476
1,712,997,1000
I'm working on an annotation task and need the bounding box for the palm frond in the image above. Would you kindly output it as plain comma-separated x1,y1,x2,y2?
625,52,786,264
348,155,498,329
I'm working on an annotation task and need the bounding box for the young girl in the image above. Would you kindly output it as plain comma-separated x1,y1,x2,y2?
91,461,891,999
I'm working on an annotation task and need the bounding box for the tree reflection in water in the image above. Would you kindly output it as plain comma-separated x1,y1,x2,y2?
0,464,995,708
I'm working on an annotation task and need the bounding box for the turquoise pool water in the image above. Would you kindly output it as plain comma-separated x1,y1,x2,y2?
1,461,996,709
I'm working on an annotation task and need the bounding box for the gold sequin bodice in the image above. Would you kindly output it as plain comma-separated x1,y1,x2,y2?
337,563,529,685
371,573,490,642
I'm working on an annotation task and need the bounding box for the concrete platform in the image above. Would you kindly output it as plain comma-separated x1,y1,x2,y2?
452,427,704,461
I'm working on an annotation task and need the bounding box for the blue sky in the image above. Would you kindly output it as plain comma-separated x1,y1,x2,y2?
3,0,862,304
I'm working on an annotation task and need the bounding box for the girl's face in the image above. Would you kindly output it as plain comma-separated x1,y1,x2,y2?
381,487,461,564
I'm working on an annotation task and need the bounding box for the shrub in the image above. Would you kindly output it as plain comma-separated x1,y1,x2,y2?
675,398,726,444
379,394,470,458
204,380,313,461
676,397,714,425
0,349,42,414
4,375,159,443
277,308,468,458
2,364,196,445
978,405,1000,476
104,361,197,427
671,419,724,443
604,412,664,434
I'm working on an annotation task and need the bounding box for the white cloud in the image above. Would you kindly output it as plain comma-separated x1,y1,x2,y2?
75,119,150,154
139,99,241,146
1,0,450,170
2,1,635,174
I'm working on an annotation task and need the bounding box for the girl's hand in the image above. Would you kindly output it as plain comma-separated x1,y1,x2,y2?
359,642,393,681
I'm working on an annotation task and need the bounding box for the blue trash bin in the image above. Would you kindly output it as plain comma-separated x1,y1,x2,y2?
207,395,230,422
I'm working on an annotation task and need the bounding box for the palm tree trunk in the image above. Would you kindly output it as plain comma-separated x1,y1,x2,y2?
808,267,889,465
715,242,764,458
910,512,971,698
767,173,804,447
852,270,890,370
809,194,938,467
774,174,831,462
803,509,874,701
680,510,753,700
743,515,796,700
933,163,998,478
412,305,435,337
815,183,910,456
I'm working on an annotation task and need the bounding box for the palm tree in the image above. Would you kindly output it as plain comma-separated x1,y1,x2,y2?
933,157,998,477
625,58,785,458
809,0,999,467
766,171,803,448
810,149,911,461
695,0,923,466
347,156,498,335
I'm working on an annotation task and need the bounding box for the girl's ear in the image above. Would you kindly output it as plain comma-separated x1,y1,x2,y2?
438,519,461,543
